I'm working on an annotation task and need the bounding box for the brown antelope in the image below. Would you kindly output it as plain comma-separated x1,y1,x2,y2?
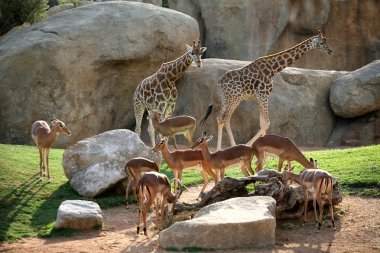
191,133,255,180
150,109,196,150
153,137,218,199
124,157,160,206
137,171,183,236
31,119,71,183
282,166,335,230
251,134,316,172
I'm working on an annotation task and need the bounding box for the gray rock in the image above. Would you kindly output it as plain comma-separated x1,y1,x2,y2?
330,60,380,118
0,2,199,147
55,200,102,229
62,129,161,197
46,3,74,17
159,196,276,250
171,59,347,147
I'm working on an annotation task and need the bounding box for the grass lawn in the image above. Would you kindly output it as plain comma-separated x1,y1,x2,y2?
0,143,379,242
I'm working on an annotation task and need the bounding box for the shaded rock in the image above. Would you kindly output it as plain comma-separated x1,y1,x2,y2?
172,59,347,147
327,111,380,147
62,129,161,197
330,60,380,118
159,196,276,250
55,200,102,229
0,2,199,147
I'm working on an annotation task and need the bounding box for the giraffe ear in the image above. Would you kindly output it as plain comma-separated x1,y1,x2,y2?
186,44,193,53
201,47,207,53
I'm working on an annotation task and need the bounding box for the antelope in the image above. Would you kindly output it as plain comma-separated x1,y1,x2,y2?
251,134,317,172
153,137,218,199
124,157,160,206
31,119,71,183
137,171,183,236
150,109,196,150
282,166,335,230
191,133,255,180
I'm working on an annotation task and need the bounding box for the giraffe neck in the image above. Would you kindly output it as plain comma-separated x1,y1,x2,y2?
256,37,315,76
160,52,193,82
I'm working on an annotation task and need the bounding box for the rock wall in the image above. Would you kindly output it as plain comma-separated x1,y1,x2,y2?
0,2,199,148
166,0,380,71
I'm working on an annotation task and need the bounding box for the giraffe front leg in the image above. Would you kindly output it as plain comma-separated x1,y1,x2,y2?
225,120,236,147
147,117,156,148
247,96,270,146
217,120,224,151
134,99,145,137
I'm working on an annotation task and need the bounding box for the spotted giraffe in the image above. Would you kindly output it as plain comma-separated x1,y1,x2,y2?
200,31,332,150
134,41,207,147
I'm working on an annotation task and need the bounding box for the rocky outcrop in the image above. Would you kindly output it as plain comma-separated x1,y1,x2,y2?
330,60,380,118
0,2,199,147
55,200,103,229
46,3,74,17
159,196,276,250
170,59,347,147
167,0,380,71
62,129,161,197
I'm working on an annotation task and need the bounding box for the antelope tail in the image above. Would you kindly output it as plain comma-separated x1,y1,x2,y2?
319,177,333,195
200,105,213,126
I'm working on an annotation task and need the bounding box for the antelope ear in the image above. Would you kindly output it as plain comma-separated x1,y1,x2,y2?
208,135,213,141
318,30,323,37
289,166,295,171
201,47,207,53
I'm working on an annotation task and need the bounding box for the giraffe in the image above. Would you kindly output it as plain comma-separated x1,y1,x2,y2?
134,41,207,147
200,31,332,150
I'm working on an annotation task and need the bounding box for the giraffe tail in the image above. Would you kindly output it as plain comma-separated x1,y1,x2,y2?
200,105,213,126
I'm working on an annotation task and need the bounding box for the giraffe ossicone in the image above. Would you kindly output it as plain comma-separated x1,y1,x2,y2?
200,30,332,150
133,41,206,147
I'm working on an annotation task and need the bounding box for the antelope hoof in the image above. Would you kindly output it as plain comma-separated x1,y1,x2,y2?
143,227,147,236
48,179,51,184
137,226,140,234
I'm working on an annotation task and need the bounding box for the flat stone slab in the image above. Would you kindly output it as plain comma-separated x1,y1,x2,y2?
159,196,276,250
55,200,103,230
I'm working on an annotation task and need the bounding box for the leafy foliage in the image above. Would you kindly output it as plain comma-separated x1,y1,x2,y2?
0,0,48,36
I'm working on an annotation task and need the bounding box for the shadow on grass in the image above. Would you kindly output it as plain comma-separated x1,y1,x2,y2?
0,173,48,241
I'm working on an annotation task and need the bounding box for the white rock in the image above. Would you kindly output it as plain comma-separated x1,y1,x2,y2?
159,196,276,250
55,200,103,229
62,129,161,197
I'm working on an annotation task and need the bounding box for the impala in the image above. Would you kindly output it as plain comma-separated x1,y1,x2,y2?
124,157,160,206
137,171,182,236
282,166,335,230
153,137,217,199
31,119,71,182
251,134,316,172
191,132,255,180
150,109,196,150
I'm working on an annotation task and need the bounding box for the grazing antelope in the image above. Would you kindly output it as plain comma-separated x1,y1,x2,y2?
282,166,335,230
251,134,316,172
137,171,183,236
150,109,196,150
124,157,160,206
153,137,218,199
191,133,255,180
31,119,71,183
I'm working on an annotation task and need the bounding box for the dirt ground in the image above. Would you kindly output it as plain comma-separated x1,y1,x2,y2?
1,183,379,253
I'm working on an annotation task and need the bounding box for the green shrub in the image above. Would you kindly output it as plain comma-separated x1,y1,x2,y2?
0,0,48,36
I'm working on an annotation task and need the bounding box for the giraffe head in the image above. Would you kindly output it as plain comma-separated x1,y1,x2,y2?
186,40,207,67
310,30,332,55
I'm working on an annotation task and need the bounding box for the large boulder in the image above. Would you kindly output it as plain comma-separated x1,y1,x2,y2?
55,200,103,229
159,196,276,250
330,60,380,118
170,59,347,147
0,2,199,147
62,129,161,197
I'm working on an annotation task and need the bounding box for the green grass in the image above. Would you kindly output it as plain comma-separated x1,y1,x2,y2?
0,144,379,242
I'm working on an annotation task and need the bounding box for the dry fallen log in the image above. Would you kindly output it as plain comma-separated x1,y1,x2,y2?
174,169,343,220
